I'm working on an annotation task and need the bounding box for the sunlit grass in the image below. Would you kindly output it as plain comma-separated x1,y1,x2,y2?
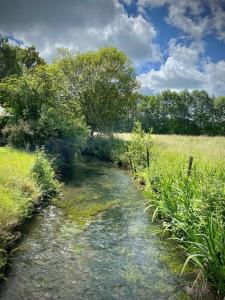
114,133,225,165
0,147,40,232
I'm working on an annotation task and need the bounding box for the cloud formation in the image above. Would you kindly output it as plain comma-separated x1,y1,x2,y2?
0,0,224,95
138,0,225,41
0,0,160,62
138,40,225,95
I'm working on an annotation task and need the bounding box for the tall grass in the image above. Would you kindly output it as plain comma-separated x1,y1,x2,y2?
0,147,60,278
116,132,225,297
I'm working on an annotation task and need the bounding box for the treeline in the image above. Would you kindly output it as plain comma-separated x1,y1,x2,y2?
115,90,225,136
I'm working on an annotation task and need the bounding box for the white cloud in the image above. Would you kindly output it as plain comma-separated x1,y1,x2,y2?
209,0,225,42
138,0,222,40
203,60,225,95
138,40,225,96
0,0,161,62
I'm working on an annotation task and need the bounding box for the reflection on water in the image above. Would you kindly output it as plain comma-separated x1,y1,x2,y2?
0,157,197,299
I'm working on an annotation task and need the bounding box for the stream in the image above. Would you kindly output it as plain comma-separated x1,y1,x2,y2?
0,157,197,299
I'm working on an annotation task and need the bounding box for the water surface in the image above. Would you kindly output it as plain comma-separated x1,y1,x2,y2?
0,157,195,299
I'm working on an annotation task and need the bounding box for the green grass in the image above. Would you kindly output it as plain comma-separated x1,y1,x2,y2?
0,147,59,278
0,147,40,233
115,133,225,297
114,133,225,164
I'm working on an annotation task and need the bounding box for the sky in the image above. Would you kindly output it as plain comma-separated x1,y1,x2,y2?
0,0,225,96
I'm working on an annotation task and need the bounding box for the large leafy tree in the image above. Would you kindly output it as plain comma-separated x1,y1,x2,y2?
57,47,138,133
0,64,89,167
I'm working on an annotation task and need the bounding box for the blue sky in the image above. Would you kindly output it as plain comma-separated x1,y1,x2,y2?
0,0,225,95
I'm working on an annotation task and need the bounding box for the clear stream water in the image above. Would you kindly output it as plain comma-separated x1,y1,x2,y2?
0,157,205,299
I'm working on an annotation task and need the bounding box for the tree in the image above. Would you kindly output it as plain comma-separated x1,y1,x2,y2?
0,37,21,80
0,36,45,81
57,47,138,133
0,64,89,169
214,96,225,135
18,46,45,69
191,90,214,134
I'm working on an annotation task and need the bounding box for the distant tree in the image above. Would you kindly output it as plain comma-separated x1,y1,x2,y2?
57,47,138,133
190,90,214,134
136,94,161,132
214,96,225,135
134,89,220,135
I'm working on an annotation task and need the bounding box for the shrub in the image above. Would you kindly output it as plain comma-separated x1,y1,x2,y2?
31,149,60,199
126,122,153,172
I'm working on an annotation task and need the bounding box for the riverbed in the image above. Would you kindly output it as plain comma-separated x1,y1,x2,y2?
0,157,196,299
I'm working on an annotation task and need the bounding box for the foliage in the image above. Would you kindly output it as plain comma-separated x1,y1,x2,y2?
116,90,225,136
0,64,89,169
83,134,127,165
57,47,138,133
0,36,45,81
31,149,60,198
126,122,153,172
214,96,225,135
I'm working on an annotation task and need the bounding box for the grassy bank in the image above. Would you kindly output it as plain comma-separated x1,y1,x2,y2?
87,133,225,297
0,147,59,278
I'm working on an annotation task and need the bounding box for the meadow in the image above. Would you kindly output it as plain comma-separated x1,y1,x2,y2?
115,133,225,164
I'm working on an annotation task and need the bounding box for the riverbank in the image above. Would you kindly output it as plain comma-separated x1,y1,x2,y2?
0,147,60,278
0,157,197,299
85,133,225,297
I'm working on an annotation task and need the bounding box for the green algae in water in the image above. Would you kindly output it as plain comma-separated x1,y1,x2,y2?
53,196,120,230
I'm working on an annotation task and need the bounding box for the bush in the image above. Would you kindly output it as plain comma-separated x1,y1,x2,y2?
83,134,127,165
3,120,34,149
31,149,60,199
126,122,153,172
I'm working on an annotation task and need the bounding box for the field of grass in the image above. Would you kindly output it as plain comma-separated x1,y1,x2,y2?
114,133,225,164
114,132,225,297
0,147,59,278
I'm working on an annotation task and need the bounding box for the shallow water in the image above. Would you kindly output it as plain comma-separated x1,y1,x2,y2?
0,157,198,299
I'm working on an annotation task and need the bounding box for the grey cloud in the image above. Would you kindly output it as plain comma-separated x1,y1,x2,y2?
0,0,160,62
